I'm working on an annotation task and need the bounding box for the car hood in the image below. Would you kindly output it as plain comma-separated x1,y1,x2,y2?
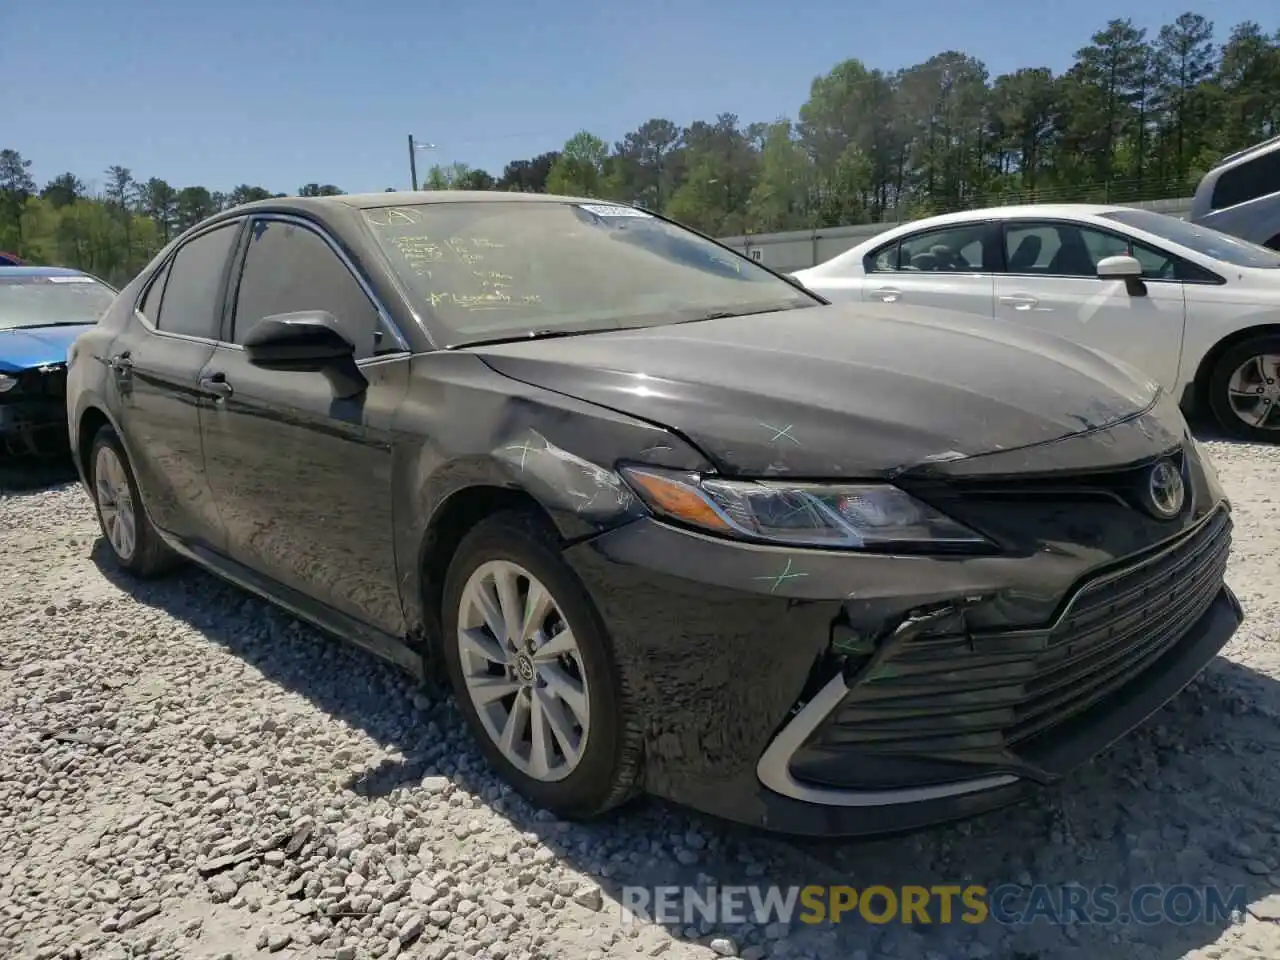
0,324,88,373
473,303,1160,478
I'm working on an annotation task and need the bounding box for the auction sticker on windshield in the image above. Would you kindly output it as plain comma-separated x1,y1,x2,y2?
576,203,653,218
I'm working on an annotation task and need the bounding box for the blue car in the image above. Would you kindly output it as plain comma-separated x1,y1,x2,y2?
1,266,118,456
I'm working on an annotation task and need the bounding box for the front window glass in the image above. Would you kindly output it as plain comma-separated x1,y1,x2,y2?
1102,209,1280,269
0,275,117,331
233,220,387,359
360,200,816,346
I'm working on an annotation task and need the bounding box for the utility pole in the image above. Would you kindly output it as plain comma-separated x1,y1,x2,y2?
407,135,437,191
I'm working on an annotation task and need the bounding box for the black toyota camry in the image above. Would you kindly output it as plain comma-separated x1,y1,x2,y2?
66,192,1241,836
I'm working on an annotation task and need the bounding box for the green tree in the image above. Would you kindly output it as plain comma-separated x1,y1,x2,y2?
545,132,609,197
298,183,345,197
6,8,1280,279
140,178,178,242
40,173,84,210
0,149,38,255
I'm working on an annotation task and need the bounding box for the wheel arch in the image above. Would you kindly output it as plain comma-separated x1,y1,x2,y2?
1188,323,1280,416
74,403,122,483
414,482,565,673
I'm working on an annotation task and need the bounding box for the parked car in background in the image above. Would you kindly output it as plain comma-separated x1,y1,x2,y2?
67,192,1240,836
1,266,117,456
1189,134,1280,251
794,204,1280,441
0,253,25,266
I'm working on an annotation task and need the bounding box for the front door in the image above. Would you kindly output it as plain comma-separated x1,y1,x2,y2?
993,220,1187,390
107,221,241,549
198,215,410,635
860,221,998,319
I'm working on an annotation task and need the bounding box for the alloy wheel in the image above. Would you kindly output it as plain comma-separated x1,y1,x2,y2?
455,559,590,782
94,444,137,561
1226,353,1280,432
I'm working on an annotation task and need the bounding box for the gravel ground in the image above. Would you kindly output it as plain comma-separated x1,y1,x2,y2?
2,436,1280,960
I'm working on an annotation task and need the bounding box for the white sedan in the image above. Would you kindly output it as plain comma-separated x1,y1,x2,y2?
793,204,1280,441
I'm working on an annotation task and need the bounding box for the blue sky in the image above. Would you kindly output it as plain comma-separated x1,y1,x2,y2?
4,0,1275,196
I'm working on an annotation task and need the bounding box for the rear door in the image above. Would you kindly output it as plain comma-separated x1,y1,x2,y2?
992,219,1186,390
859,221,999,318
107,221,242,549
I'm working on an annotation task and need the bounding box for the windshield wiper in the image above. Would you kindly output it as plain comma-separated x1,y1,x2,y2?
456,328,606,349
678,303,811,324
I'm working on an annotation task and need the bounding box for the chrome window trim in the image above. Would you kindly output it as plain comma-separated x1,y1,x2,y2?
130,213,414,361
131,219,243,342
237,213,412,356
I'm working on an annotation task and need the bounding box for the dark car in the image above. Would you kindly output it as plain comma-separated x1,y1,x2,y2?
66,192,1242,836
2,266,117,456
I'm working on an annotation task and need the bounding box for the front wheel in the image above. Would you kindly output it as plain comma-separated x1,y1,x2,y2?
1206,335,1280,441
88,425,178,577
440,510,643,819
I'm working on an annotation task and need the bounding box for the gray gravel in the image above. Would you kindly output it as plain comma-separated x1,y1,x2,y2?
2,437,1279,960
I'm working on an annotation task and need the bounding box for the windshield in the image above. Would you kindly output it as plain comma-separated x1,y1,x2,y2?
360,200,817,346
1101,209,1280,269
0,274,117,331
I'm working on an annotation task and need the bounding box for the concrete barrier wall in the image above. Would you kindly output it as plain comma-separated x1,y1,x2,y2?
717,197,1195,273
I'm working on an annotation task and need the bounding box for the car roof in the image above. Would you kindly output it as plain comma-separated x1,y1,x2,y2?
0,265,94,278
226,190,609,216
903,203,1129,226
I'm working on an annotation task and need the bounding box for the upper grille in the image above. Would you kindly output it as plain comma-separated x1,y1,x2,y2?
808,508,1231,765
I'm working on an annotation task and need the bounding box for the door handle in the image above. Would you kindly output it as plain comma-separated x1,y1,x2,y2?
108,352,133,372
873,287,903,303
199,374,233,399
999,294,1039,310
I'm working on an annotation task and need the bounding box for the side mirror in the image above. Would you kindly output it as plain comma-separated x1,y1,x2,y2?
1096,255,1143,279
242,311,355,371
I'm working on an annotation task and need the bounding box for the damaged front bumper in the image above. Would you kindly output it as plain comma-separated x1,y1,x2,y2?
0,363,72,457
562,440,1241,836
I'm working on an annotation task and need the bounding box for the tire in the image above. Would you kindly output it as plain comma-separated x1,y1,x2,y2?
88,424,178,577
1206,334,1280,442
440,509,643,819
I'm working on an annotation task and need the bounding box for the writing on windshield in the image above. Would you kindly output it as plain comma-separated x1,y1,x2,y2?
361,200,809,345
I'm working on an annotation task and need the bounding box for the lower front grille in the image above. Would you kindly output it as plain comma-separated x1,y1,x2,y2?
792,508,1232,790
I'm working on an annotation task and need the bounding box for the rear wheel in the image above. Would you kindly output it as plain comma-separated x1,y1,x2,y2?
440,510,642,819
88,425,178,577
1206,335,1280,441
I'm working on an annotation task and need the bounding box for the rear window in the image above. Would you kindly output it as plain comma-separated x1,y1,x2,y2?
0,274,118,331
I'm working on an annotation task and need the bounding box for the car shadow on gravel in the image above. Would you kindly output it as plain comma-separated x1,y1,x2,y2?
0,455,78,493
90,540,1280,960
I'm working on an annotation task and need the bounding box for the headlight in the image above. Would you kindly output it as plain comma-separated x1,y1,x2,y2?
619,465,990,550
0,373,17,393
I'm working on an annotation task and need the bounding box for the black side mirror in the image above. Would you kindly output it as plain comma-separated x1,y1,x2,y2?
242,310,355,370
242,310,367,399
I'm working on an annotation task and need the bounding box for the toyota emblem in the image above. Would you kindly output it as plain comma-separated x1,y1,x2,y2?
1143,459,1185,520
